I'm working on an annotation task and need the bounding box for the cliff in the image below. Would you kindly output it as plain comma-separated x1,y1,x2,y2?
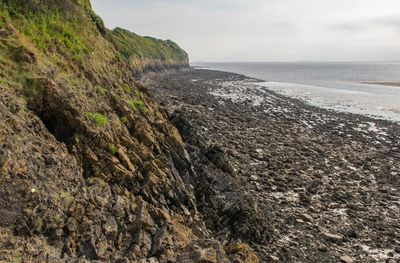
108,27,189,73
0,0,258,262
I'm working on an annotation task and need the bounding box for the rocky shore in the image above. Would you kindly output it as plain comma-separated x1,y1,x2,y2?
143,68,400,263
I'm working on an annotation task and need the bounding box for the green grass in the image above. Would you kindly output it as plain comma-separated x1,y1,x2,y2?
128,99,148,114
21,14,89,57
115,86,124,95
96,85,107,95
108,27,188,67
120,116,128,124
123,84,131,94
107,144,118,155
85,112,108,127
3,2,90,59
0,15,6,28
87,8,106,35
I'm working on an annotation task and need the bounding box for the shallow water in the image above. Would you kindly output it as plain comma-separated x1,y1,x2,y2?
192,62,400,122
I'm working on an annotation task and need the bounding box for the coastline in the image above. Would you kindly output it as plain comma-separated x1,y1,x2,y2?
359,81,400,88
143,67,400,262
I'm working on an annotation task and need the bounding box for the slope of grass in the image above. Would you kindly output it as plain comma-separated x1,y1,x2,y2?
108,27,189,70
1,0,93,60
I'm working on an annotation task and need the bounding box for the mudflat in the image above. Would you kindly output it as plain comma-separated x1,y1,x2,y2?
360,81,400,87
143,68,400,262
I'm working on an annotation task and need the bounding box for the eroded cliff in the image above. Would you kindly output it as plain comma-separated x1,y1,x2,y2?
0,0,259,262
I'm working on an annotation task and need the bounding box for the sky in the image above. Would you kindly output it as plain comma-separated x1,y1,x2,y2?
91,0,400,62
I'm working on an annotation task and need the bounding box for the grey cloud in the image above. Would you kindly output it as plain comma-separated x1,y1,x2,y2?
329,15,400,33
92,0,400,61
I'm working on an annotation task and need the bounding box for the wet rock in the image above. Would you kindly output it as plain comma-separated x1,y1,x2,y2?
177,240,230,263
103,216,118,239
269,255,280,262
142,68,400,262
340,255,354,263
323,232,343,243
204,145,234,174
300,213,314,222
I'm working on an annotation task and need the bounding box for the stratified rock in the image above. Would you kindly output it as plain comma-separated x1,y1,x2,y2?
117,148,135,172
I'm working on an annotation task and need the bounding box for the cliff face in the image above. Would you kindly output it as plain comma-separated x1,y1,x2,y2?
0,1,257,262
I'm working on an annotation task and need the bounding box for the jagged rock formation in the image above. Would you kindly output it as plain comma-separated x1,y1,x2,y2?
0,0,259,262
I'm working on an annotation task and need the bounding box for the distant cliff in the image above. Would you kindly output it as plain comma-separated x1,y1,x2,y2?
0,0,258,262
108,27,189,73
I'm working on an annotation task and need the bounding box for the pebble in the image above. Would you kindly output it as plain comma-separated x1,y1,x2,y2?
300,213,314,222
269,255,280,261
323,232,343,242
340,255,354,263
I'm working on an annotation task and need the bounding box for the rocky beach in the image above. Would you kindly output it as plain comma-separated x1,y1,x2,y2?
143,68,400,262
2,1,400,262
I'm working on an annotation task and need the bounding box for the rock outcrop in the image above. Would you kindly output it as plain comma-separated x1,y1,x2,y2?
0,1,258,262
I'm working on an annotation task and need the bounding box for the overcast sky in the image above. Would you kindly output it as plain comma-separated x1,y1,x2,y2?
91,0,400,62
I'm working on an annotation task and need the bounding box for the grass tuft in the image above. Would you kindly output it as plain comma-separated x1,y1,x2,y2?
107,144,118,155
120,116,128,124
85,112,108,127
128,99,148,114
123,84,131,94
95,85,107,95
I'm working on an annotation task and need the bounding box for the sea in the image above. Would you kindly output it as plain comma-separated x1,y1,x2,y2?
192,62,400,122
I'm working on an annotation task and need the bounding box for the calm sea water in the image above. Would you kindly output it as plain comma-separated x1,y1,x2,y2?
192,62,400,122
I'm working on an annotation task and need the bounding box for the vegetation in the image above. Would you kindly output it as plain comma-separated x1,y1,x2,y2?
120,116,128,124
123,84,131,94
128,99,148,114
1,1,91,59
107,144,118,155
108,27,189,69
1,0,188,69
85,112,108,127
96,85,107,95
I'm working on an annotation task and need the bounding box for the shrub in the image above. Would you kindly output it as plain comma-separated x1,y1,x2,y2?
87,9,106,35
85,112,107,127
